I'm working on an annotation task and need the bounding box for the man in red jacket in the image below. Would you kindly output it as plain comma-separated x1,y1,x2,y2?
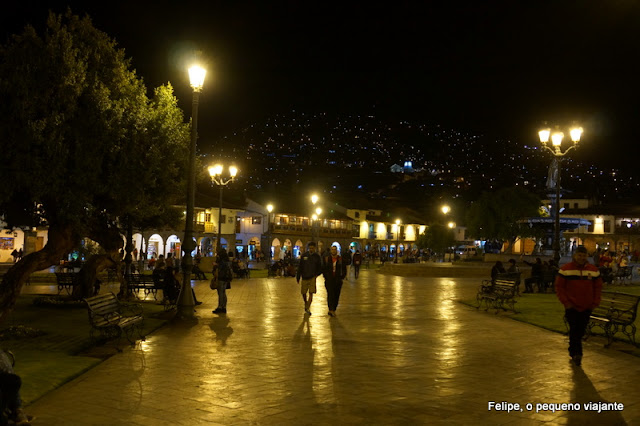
555,246,603,366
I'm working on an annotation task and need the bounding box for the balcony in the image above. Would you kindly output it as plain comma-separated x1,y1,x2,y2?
273,223,352,237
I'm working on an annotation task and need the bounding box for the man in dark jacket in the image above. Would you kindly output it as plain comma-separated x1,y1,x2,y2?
322,245,347,317
555,246,602,367
296,242,322,315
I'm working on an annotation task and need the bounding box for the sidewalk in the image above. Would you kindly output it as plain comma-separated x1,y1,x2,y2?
26,270,640,425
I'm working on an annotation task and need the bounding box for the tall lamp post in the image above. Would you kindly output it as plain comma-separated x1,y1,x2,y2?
178,64,206,319
441,205,451,262
208,164,238,256
266,204,274,262
538,126,583,264
627,222,632,252
310,194,319,242
448,221,456,262
394,219,402,263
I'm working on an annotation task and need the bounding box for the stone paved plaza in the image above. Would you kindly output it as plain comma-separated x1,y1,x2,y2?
25,269,640,425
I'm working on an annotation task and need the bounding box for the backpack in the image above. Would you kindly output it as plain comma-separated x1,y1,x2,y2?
218,261,233,282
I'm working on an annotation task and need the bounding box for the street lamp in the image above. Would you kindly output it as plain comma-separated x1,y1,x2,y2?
448,221,456,262
538,125,583,264
266,204,274,262
178,63,206,319
310,194,320,242
208,164,238,257
627,222,632,252
441,205,450,215
394,219,402,264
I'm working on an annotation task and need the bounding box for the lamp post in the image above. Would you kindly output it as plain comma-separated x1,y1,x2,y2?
178,64,206,319
208,164,238,256
538,126,583,264
394,219,402,263
266,204,274,262
440,205,451,262
310,194,319,242
448,221,456,262
627,222,632,252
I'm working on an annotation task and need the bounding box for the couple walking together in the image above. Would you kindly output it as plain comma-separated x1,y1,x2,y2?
296,242,347,317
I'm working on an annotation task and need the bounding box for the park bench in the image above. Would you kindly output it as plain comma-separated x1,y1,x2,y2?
497,272,522,295
55,272,80,295
613,266,633,285
586,291,639,347
476,278,519,313
125,274,163,300
83,292,145,346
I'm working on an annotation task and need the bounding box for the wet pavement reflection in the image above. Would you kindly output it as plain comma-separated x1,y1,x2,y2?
25,270,640,425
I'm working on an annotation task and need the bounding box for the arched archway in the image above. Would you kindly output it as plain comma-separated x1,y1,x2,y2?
248,236,261,260
148,234,164,258
200,237,214,257
272,237,282,260
166,235,181,260
293,239,304,259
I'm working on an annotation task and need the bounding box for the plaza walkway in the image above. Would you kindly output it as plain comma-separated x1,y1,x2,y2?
26,269,639,425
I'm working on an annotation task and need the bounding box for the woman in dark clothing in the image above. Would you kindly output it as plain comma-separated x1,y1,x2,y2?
490,261,506,284
322,246,347,317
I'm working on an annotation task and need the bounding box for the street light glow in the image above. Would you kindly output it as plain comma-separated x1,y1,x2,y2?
267,204,273,213
570,127,583,143
188,65,206,91
311,194,319,205
551,132,564,147
538,129,551,144
229,165,238,177
441,205,450,215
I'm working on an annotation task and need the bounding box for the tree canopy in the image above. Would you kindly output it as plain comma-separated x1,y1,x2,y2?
464,187,542,249
0,11,190,321
416,223,456,258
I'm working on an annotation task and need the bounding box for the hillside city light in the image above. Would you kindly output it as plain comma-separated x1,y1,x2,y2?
538,125,583,264
178,62,206,319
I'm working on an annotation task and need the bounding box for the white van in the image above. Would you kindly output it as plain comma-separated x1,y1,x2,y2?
455,246,477,257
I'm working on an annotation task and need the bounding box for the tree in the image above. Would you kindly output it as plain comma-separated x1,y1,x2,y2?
0,12,189,322
464,187,541,253
416,224,456,260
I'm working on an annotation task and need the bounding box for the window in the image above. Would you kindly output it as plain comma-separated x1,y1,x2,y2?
205,213,211,222
563,203,570,209
587,223,594,233
574,203,579,209
355,212,360,218
252,216,262,224
220,215,226,224
604,220,611,233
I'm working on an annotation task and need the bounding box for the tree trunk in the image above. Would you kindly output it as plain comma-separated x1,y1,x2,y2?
77,220,126,300
0,224,78,325
71,251,120,299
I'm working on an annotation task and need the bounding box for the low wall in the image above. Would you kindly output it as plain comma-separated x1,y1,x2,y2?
376,262,501,278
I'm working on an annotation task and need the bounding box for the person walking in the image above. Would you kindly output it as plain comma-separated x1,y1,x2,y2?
296,242,322,315
342,247,352,278
352,250,362,279
555,246,603,367
322,245,347,317
213,251,233,314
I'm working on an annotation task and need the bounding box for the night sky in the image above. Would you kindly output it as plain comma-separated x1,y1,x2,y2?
3,1,640,168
